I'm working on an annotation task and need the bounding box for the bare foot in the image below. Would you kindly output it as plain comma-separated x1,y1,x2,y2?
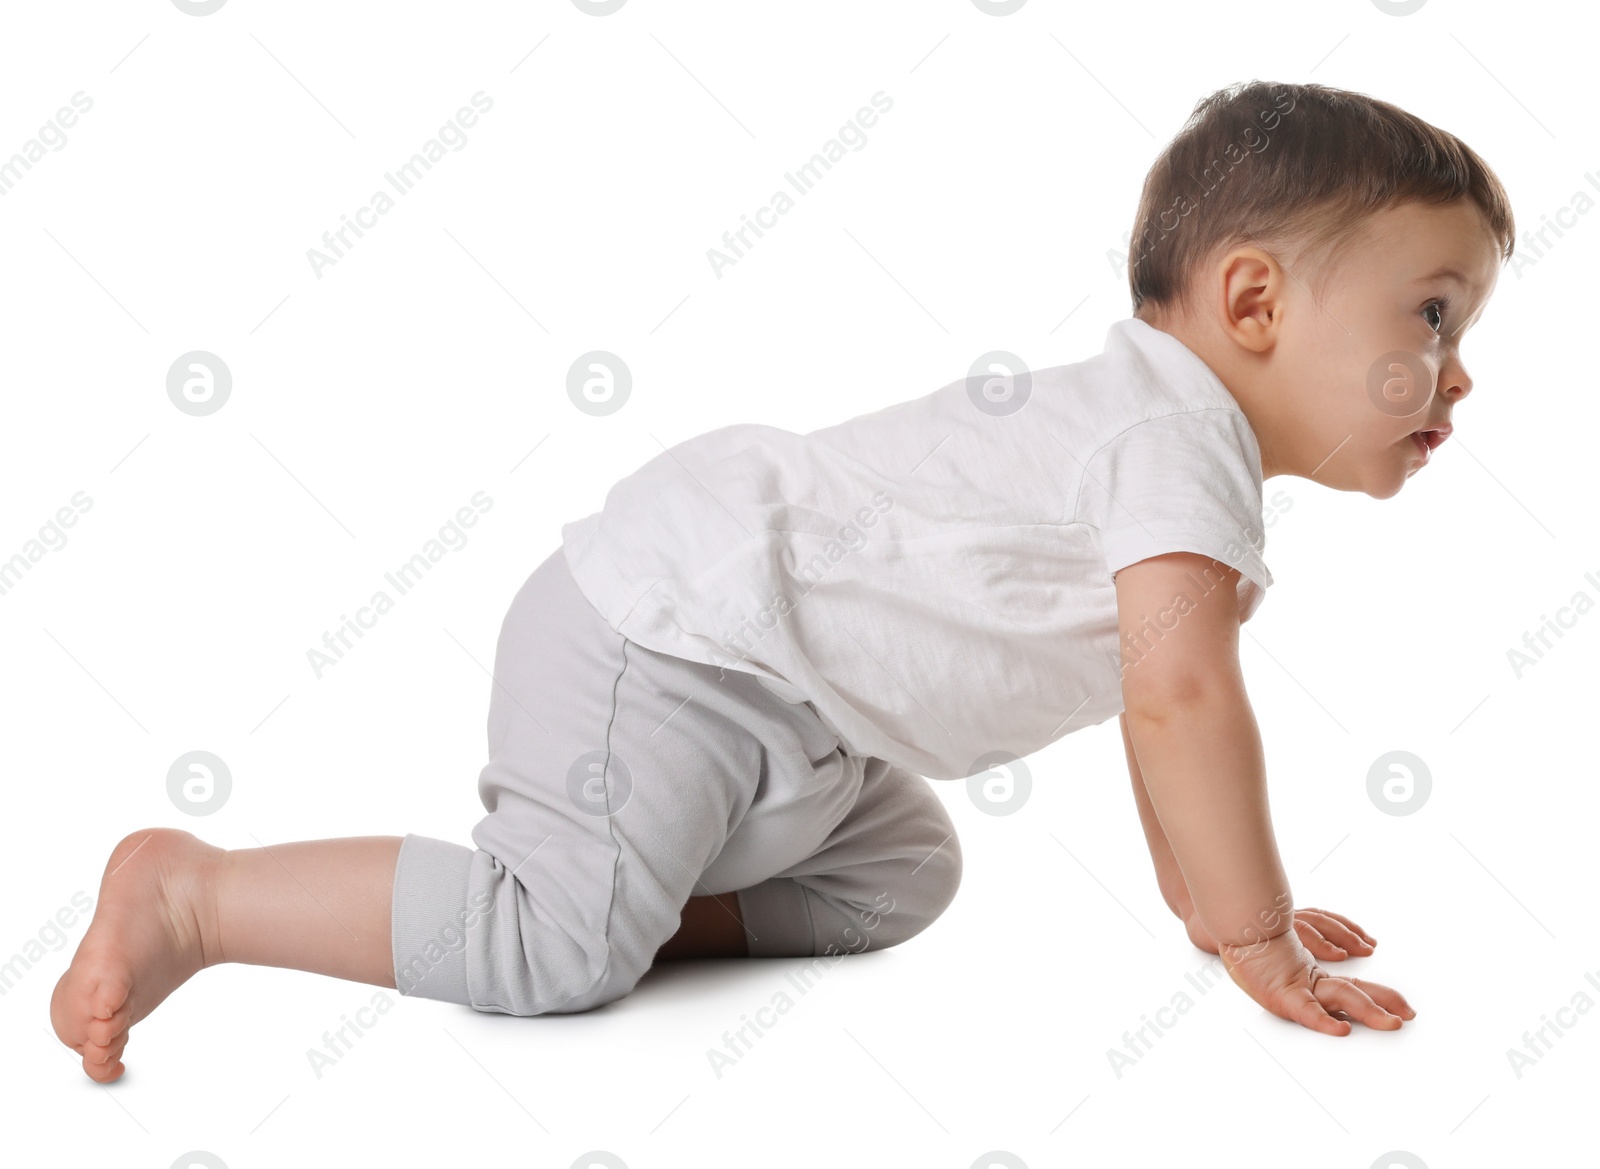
50,828,224,1083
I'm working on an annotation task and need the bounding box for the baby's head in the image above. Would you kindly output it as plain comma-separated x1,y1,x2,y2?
1128,81,1515,499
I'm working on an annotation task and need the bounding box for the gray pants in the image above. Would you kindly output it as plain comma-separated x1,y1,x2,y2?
390,545,963,1015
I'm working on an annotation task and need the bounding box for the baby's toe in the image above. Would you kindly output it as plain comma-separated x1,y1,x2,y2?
87,968,133,1024
82,1051,126,1084
83,1030,129,1070
85,1003,132,1048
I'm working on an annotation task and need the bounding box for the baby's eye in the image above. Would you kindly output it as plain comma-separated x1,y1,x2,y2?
1423,299,1448,333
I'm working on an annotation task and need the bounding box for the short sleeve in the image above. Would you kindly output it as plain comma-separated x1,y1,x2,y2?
1074,408,1274,598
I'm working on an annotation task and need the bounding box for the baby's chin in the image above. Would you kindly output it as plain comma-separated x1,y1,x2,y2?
1343,436,1426,499
1367,477,1407,500
1314,457,1407,499
1364,460,1414,500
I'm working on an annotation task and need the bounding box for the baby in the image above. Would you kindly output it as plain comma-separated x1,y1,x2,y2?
52,79,1513,1081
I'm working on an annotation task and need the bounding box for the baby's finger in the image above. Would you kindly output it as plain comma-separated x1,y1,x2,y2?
1294,911,1373,956
1284,987,1352,1036
1299,907,1376,947
1292,919,1351,961
1312,976,1403,1031
1346,976,1417,1021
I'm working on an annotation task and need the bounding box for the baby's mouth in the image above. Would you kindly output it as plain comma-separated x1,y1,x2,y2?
1411,423,1453,452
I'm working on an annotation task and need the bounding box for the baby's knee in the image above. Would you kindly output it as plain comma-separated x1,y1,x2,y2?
866,829,963,951
391,835,628,1017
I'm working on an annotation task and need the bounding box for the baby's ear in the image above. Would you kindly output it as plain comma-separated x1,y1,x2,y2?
1113,552,1243,713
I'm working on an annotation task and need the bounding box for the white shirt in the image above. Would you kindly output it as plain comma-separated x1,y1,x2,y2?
560,317,1273,781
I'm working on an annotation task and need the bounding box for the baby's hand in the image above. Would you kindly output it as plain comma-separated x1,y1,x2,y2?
1217,928,1416,1036
1183,904,1379,962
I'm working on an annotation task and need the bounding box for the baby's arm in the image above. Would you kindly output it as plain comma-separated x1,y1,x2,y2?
1115,552,1289,944
1113,552,1414,1035
1119,710,1216,953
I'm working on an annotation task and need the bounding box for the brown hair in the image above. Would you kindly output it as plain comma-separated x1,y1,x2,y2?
1127,80,1516,323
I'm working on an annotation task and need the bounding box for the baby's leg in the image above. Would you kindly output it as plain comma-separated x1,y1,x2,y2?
50,825,744,1083
735,756,963,959
654,889,749,960
50,828,401,1083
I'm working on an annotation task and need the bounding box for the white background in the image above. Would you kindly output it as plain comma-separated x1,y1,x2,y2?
1,1,1592,1166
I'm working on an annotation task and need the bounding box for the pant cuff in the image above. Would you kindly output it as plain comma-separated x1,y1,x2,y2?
391,833,476,1005
736,877,817,958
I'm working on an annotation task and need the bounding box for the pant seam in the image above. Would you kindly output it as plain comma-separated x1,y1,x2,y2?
592,636,631,1004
